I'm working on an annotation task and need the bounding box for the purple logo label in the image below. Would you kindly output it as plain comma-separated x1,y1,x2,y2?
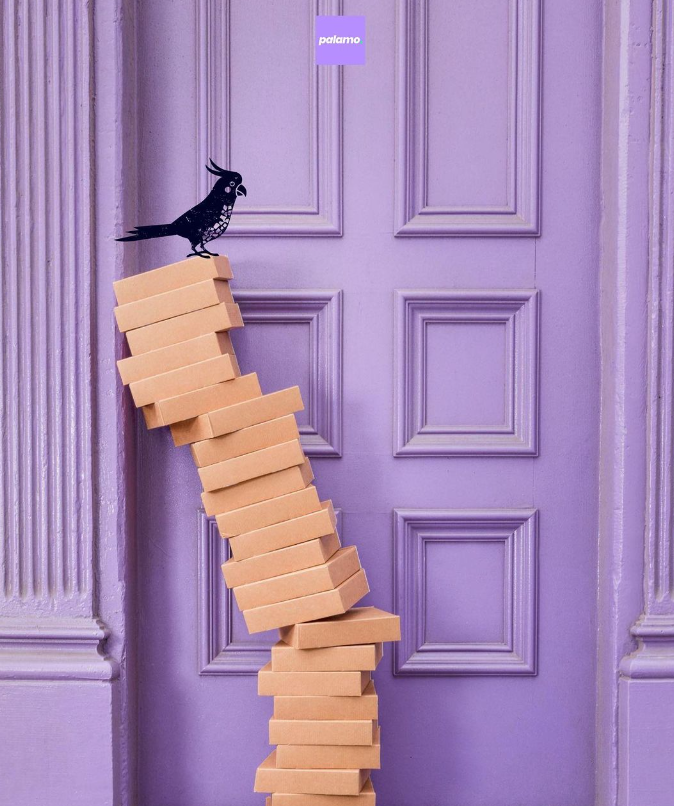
315,16,365,65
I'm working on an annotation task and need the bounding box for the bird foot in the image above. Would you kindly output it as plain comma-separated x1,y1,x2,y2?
186,250,212,260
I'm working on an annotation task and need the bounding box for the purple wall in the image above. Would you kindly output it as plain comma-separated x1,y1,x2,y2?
0,1,672,805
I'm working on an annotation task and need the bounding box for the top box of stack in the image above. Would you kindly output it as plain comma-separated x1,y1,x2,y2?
113,255,232,305
279,607,401,649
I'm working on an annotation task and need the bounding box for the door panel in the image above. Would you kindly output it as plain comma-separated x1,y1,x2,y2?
135,1,600,804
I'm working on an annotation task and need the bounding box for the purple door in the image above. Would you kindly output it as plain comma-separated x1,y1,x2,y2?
134,1,600,804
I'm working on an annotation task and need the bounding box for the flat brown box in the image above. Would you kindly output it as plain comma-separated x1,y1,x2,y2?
217,486,321,538
209,386,304,437
222,532,340,589
279,607,401,650
171,386,303,446
234,547,360,611
259,663,371,697
244,569,369,633
191,414,299,467
114,278,234,332
113,255,232,305
229,501,336,561
254,751,369,797
117,332,234,385
273,681,378,721
127,302,242,356
198,439,305,493
269,779,375,806
276,728,381,770
202,459,313,516
143,373,261,429
271,641,382,673
269,718,377,747
130,353,239,407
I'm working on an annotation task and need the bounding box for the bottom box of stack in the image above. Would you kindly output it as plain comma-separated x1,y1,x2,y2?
265,779,376,806
255,750,370,796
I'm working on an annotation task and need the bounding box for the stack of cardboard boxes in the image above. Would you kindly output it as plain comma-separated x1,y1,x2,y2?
113,256,400,804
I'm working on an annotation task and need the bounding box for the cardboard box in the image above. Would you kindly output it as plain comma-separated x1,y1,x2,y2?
209,387,304,437
258,663,371,697
130,353,239,407
217,486,321,538
171,387,303,446
229,501,336,561
273,681,378,722
126,302,242,355
234,547,360,611
276,728,381,770
222,532,340,589
270,778,375,806
199,439,305,493
117,332,234,385
279,607,401,650
254,751,369,796
143,373,261,429
269,718,377,747
244,569,369,633
271,641,382,673
202,459,313,516
113,255,232,304
114,278,234,332
190,414,300,467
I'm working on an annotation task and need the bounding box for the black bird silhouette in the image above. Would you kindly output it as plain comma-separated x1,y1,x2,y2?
116,160,247,258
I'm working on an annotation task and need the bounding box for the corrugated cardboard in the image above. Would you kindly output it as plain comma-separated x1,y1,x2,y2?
198,439,305,493
115,278,234,332
113,255,232,304
202,459,314,516
254,751,369,796
143,373,261,429
276,728,381,770
229,501,336,561
244,569,369,633
222,532,340,589
258,663,371,697
273,681,378,721
172,387,303,445
117,332,234,385
191,414,300,467
130,353,239,407
126,302,242,355
279,607,401,650
208,387,304,437
270,778,375,806
271,641,382,673
217,486,321,538
269,718,377,747
234,547,360,611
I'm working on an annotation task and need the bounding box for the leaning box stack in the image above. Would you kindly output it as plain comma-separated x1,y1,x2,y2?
113,256,400,805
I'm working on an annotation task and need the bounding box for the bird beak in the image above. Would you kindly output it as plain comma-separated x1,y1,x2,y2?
236,184,247,197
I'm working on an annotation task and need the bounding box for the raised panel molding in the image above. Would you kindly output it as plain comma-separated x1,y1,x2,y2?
196,0,343,236
0,0,114,680
236,290,343,457
199,509,343,675
394,289,539,456
394,509,538,675
395,0,541,236
198,514,271,675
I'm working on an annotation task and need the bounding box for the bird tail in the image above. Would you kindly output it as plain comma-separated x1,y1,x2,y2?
116,223,176,242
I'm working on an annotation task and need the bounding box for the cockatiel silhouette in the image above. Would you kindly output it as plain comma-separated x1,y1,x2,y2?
116,160,247,258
